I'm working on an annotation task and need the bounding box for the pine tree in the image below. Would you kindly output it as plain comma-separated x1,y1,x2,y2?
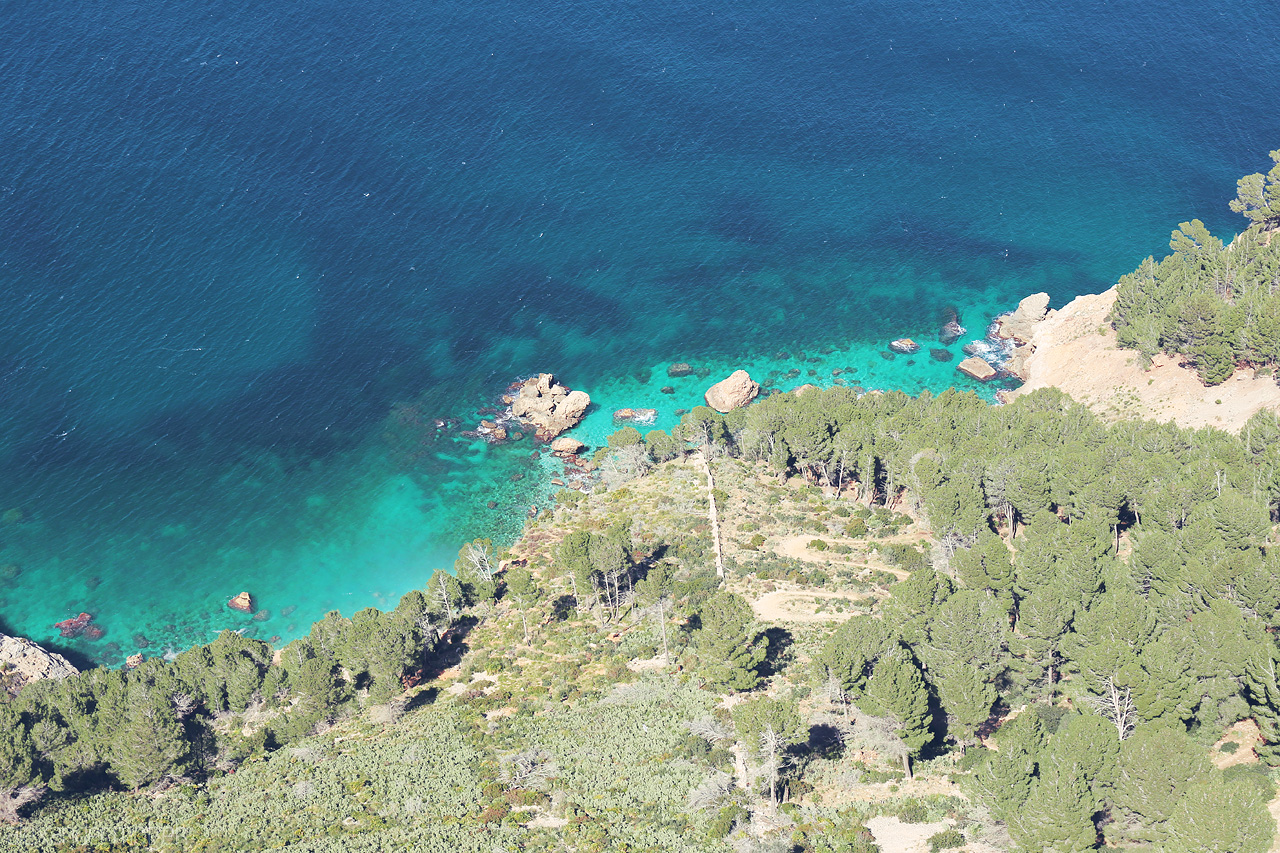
966,711,1044,822
1111,724,1211,845
505,564,539,642
1007,765,1098,853
732,696,804,804
110,683,189,790
861,650,933,773
1165,773,1272,853
693,591,767,691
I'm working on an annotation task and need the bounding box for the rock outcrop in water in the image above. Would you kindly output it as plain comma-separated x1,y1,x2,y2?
510,374,591,440
0,633,79,697
228,591,255,613
704,370,760,412
957,356,997,381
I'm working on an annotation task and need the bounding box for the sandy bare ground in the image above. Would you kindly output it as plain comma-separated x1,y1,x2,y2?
771,534,912,580
865,816,952,853
1007,287,1280,433
751,588,866,623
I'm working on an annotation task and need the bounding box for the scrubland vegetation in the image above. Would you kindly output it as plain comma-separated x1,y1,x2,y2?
4,379,1280,852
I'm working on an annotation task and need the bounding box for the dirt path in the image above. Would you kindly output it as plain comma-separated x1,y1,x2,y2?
751,588,867,623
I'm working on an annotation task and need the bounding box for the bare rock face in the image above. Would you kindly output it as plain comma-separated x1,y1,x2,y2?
1004,344,1034,381
957,356,998,382
704,370,760,413
997,292,1051,343
509,373,591,440
0,633,79,697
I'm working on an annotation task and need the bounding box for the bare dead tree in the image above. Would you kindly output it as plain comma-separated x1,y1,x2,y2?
0,786,46,823
686,771,734,813
1085,676,1137,741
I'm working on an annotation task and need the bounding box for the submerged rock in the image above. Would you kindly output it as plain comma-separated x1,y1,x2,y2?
53,612,93,639
666,362,693,377
704,370,760,413
929,348,954,362
613,408,658,425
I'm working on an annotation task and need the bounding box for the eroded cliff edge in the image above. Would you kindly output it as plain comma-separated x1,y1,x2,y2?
1003,286,1280,433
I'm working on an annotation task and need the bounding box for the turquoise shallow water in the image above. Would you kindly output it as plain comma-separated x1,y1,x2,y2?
0,0,1278,665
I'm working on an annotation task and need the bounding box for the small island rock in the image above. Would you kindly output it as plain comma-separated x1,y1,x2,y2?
889,338,920,354
957,356,998,382
613,408,658,424
228,591,255,613
509,373,591,440
704,370,760,413
940,318,967,345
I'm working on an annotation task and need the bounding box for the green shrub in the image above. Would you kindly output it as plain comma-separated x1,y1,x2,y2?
808,539,828,552
608,426,643,448
928,828,965,851
747,533,767,550
957,745,992,772
708,803,747,838
1219,740,1240,754
896,799,928,823
844,518,868,537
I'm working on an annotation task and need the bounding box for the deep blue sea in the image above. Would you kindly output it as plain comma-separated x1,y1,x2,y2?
1,0,1277,665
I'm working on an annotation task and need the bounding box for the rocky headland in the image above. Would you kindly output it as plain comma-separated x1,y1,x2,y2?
0,633,79,697
1001,286,1280,433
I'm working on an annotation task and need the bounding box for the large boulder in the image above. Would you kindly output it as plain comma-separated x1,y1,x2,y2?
704,370,760,413
957,356,998,382
997,292,1051,343
550,436,585,456
889,338,920,354
0,633,79,697
509,373,592,440
939,318,967,345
